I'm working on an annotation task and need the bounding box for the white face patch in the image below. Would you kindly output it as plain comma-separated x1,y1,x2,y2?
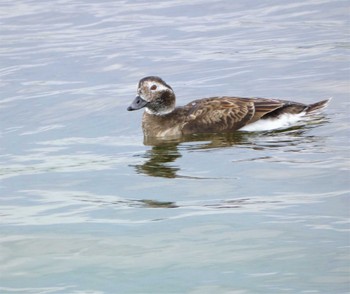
144,80,171,93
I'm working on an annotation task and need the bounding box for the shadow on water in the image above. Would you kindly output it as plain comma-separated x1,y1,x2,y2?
131,115,330,179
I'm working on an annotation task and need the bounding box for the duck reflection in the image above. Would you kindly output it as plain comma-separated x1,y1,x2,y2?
134,132,251,178
135,142,181,178
132,115,329,179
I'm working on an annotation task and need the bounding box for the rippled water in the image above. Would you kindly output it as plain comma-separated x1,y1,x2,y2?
1,0,349,293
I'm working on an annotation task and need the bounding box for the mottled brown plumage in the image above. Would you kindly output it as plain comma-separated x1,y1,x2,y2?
127,76,330,138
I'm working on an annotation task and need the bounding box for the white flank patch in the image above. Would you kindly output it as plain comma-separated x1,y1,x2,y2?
240,112,306,132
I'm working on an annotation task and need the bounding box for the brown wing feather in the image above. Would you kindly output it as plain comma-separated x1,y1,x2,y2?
182,97,256,134
250,98,286,122
181,97,289,134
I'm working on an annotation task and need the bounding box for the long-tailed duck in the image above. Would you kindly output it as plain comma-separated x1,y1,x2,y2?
127,76,330,138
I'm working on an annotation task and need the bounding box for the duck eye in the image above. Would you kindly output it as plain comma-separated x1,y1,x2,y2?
150,85,157,91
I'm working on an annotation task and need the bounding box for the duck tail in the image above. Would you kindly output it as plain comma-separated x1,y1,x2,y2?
306,98,332,114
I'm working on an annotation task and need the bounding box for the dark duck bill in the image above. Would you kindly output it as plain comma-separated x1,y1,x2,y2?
127,96,148,111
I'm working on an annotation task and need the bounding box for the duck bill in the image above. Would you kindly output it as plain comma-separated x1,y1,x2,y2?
127,96,148,111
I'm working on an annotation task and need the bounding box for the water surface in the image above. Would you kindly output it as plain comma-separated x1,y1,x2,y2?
0,0,349,293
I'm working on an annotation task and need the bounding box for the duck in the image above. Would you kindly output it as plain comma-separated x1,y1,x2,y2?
127,76,330,138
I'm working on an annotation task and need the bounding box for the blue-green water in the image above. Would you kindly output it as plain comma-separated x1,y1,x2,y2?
0,1,349,293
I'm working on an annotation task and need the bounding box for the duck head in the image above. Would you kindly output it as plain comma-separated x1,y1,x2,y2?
127,76,176,115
